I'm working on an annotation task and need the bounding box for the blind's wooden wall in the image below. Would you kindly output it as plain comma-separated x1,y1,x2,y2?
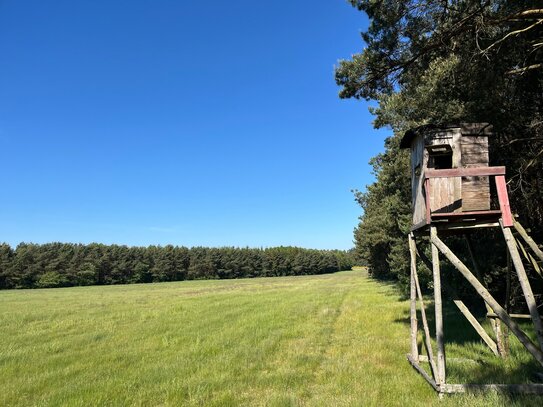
407,125,492,227
461,136,490,211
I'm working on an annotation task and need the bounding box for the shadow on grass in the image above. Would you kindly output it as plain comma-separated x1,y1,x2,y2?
394,300,543,403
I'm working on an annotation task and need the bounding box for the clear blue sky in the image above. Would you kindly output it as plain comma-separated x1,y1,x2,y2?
0,1,388,250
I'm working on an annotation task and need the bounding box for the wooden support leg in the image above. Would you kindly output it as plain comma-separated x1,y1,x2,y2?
503,251,511,356
412,258,439,380
430,233,543,367
501,221,543,350
408,233,419,360
494,319,506,358
442,383,543,394
431,227,446,386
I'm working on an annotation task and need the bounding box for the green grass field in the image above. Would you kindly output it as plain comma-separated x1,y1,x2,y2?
1,270,542,406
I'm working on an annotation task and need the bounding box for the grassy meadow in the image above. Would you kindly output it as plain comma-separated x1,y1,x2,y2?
1,270,542,406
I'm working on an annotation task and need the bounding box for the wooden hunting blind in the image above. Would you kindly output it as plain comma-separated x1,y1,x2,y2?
401,123,494,229
400,123,543,395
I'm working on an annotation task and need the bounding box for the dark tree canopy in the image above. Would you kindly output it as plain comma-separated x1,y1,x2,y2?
338,1,543,296
337,1,543,102
0,243,354,290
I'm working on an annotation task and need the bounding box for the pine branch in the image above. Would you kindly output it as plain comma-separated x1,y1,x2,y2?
506,64,543,75
481,19,543,54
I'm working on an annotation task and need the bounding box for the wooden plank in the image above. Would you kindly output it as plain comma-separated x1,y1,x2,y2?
429,176,459,214
425,166,505,178
454,300,499,356
442,383,543,395
436,222,499,233
487,313,542,320
408,234,419,360
460,136,490,211
461,151,489,165
460,135,489,165
431,227,446,385
406,354,439,392
513,221,543,262
462,178,490,211
501,222,543,349
430,234,543,367
418,355,478,364
432,210,501,218
495,176,513,227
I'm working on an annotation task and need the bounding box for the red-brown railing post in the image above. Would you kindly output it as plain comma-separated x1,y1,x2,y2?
495,175,513,227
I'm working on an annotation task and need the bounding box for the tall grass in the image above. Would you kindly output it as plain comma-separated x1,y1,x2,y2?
0,271,541,406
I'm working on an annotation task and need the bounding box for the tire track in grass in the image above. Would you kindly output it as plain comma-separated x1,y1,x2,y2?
302,281,353,395
263,272,357,405
303,276,364,406
239,272,353,406
304,273,434,406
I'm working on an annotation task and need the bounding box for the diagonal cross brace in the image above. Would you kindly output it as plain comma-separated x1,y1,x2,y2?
430,234,543,367
501,221,543,350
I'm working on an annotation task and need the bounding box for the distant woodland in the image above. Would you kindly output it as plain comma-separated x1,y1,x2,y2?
337,1,543,299
0,243,354,289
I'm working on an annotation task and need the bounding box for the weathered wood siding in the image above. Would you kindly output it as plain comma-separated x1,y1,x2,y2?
461,136,490,211
405,123,492,228
427,129,462,214
411,134,426,225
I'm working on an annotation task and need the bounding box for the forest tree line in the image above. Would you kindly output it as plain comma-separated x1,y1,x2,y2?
0,243,354,289
336,1,543,302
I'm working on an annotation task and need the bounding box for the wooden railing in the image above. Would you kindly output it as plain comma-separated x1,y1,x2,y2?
423,166,513,227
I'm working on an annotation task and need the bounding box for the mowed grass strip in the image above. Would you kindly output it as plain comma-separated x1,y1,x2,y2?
0,271,541,406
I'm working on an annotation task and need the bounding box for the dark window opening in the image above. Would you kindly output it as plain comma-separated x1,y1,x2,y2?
427,145,453,169
430,153,452,169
